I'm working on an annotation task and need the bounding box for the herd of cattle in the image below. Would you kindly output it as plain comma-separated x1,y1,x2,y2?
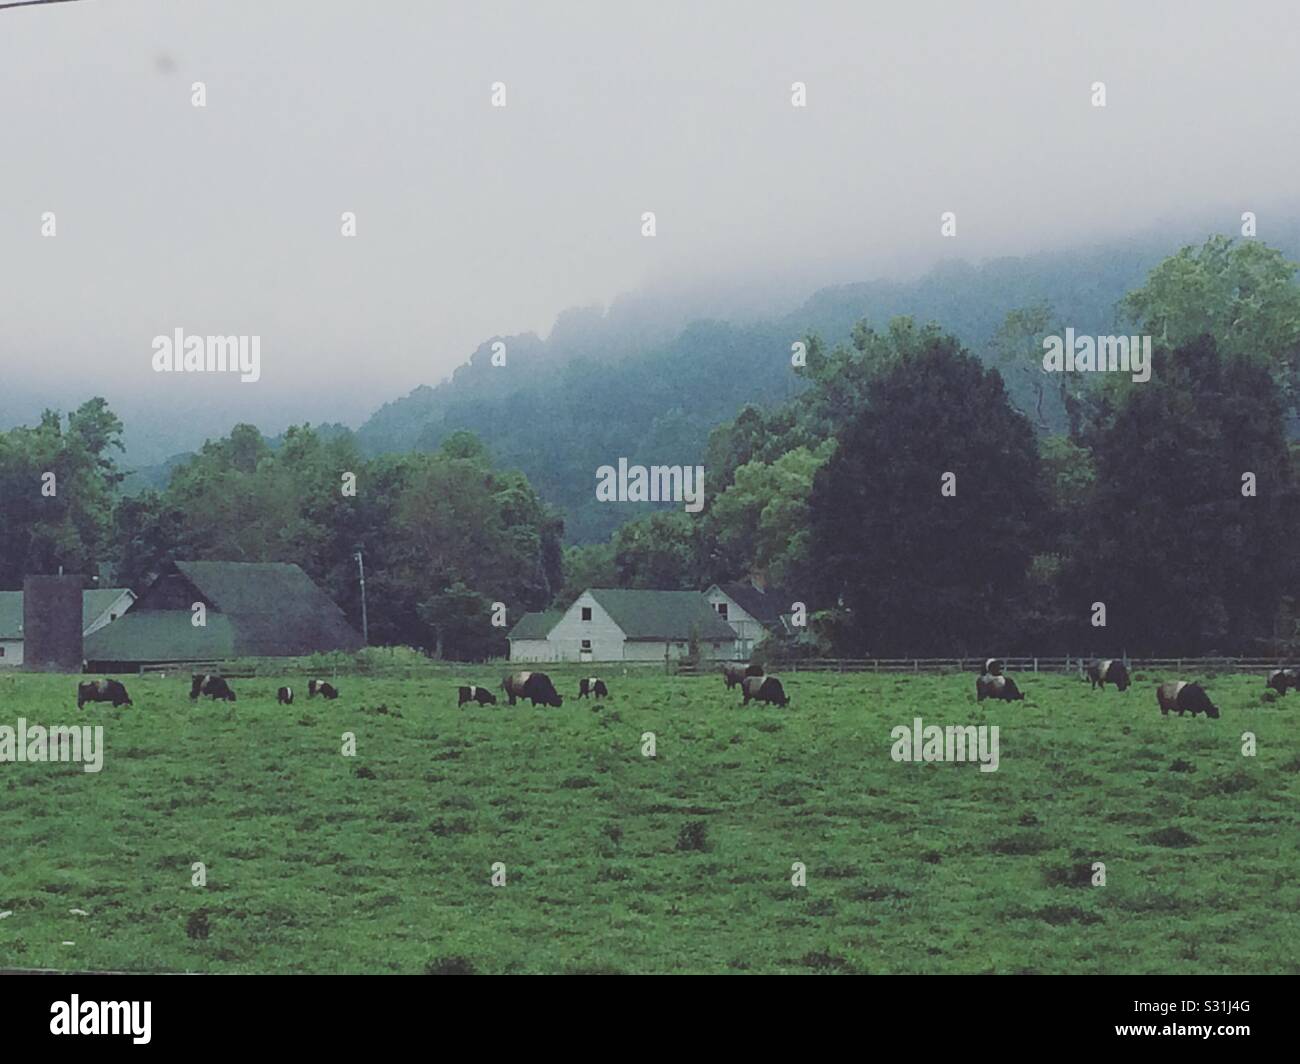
68,661,1300,714
74,674,340,709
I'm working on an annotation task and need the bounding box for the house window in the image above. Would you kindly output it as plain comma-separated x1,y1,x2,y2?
581,607,592,621
581,639,592,651
716,603,728,619
0,646,5,657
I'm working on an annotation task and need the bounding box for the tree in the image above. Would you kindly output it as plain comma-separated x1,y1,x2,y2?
1065,335,1299,653
807,330,1045,654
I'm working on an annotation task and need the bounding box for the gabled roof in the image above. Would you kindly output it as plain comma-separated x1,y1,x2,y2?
0,591,21,640
85,561,363,662
710,581,793,626
0,588,135,639
83,588,134,629
586,588,736,642
508,610,563,641
84,611,238,663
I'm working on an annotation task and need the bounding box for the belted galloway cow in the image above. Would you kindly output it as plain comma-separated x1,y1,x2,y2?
191,673,236,702
77,678,132,709
457,684,498,707
502,670,563,707
1266,668,1299,695
1087,659,1130,692
577,677,609,699
976,673,1024,701
741,674,789,707
1156,681,1219,718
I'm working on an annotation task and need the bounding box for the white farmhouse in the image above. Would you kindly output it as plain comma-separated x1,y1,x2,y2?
509,588,738,663
703,580,796,659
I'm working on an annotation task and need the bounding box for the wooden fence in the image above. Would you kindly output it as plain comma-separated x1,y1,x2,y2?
675,656,1290,676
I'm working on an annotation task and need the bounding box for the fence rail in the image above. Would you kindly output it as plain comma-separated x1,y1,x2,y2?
124,655,1292,680
676,656,1291,676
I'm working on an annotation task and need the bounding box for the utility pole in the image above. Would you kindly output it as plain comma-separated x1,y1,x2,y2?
354,549,369,644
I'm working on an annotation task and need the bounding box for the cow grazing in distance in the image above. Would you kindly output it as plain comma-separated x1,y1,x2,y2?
722,663,764,689
1266,668,1300,695
191,673,236,702
77,678,132,709
741,675,789,707
316,682,339,700
457,684,498,707
502,671,563,707
577,677,609,699
976,673,1024,702
1087,659,1131,692
277,686,294,705
983,658,1004,677
1157,681,1219,718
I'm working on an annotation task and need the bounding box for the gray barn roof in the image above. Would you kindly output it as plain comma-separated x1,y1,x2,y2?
586,588,736,642
0,588,134,640
85,561,363,663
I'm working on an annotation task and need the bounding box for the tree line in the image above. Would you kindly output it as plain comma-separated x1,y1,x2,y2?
1,236,1296,658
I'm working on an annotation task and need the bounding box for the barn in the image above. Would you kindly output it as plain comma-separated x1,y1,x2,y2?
0,587,136,668
83,560,363,671
511,588,738,663
703,579,796,659
506,610,563,662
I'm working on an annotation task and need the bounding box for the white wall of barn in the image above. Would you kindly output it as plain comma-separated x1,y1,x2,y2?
703,587,769,658
0,639,23,666
547,592,628,661
508,638,557,663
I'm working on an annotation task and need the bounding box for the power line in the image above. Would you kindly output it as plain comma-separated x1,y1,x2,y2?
0,0,94,11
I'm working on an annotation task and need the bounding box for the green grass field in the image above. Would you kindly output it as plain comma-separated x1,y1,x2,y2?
0,667,1296,974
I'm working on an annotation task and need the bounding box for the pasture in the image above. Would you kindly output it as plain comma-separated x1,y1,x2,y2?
0,667,1296,974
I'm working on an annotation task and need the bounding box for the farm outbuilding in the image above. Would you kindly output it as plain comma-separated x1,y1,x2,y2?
703,579,797,659
0,587,136,668
510,587,738,663
83,560,363,671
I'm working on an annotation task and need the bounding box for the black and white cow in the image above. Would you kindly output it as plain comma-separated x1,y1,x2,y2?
307,679,339,700
502,671,563,707
277,686,294,705
1266,668,1300,696
740,675,789,707
577,677,609,699
721,663,763,689
976,673,1024,701
1157,681,1219,718
191,673,236,702
77,678,133,709
457,684,498,707
1087,659,1131,692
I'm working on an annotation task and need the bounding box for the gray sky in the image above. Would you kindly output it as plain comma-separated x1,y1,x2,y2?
2,0,1298,456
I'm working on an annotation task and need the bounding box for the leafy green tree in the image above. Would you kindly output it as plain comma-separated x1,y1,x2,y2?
807,331,1045,654
1065,335,1299,653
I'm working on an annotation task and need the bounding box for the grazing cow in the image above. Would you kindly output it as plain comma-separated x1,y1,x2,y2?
317,682,339,700
740,675,789,707
77,678,132,709
976,673,1024,702
983,658,1004,677
1087,659,1131,692
1266,668,1300,695
1156,681,1219,718
577,677,609,699
457,684,498,707
502,670,563,708
277,686,294,705
190,673,236,702
722,663,764,689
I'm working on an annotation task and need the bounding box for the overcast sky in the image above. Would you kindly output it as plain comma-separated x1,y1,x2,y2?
2,0,1298,453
